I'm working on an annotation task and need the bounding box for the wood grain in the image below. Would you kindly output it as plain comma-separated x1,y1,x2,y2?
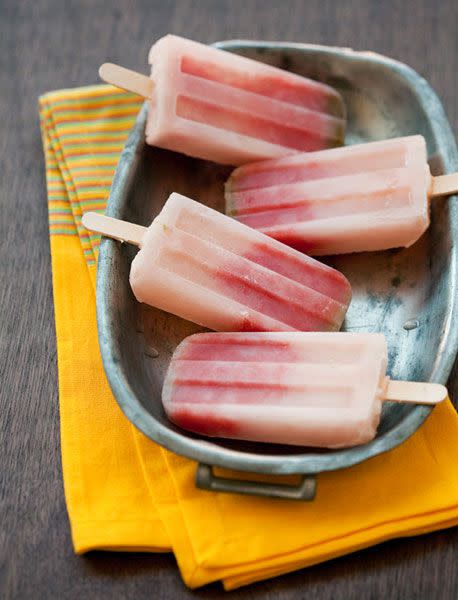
0,0,457,598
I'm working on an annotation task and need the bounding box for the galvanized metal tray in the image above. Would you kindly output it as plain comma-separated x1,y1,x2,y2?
96,41,458,500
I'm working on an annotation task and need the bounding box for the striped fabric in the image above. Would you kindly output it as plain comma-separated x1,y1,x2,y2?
38,83,458,591
39,85,142,266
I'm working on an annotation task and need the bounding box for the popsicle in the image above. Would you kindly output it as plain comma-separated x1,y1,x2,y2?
225,135,458,255
82,193,351,332
163,332,447,448
98,35,346,166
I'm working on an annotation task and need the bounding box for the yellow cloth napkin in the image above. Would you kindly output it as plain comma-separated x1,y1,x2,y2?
39,84,458,590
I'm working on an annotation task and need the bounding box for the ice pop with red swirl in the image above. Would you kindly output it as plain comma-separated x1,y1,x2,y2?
82,193,351,332
163,332,447,448
225,135,458,255
99,35,346,165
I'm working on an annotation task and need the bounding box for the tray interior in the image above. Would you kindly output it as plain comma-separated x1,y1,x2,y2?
99,43,457,472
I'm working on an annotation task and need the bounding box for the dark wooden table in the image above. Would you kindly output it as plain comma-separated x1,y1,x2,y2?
1,0,457,598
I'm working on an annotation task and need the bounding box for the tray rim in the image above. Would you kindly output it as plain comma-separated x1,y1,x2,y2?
97,40,458,475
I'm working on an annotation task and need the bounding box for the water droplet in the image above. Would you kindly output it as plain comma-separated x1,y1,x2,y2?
403,319,419,331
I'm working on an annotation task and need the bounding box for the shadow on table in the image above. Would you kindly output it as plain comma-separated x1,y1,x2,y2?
82,528,458,597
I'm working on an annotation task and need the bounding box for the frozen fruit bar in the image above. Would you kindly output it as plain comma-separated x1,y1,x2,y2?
146,36,345,164
225,135,433,254
163,332,447,448
100,35,346,165
128,193,351,332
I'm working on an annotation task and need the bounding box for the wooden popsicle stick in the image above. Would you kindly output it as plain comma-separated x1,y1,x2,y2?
385,380,447,405
431,173,458,198
99,63,154,99
82,212,146,246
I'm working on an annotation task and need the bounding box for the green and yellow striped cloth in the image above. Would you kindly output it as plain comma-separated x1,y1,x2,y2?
40,84,458,591
40,85,141,269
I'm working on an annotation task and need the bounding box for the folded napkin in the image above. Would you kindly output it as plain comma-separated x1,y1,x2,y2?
39,84,458,590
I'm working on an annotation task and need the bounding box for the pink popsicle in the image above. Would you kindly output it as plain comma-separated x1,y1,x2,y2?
138,35,344,165
146,35,345,165
225,135,432,254
163,332,447,448
129,193,351,332
163,332,388,448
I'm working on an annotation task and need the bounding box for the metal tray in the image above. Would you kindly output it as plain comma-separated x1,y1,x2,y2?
97,41,458,500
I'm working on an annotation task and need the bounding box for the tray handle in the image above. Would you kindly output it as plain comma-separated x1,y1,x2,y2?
196,463,316,501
